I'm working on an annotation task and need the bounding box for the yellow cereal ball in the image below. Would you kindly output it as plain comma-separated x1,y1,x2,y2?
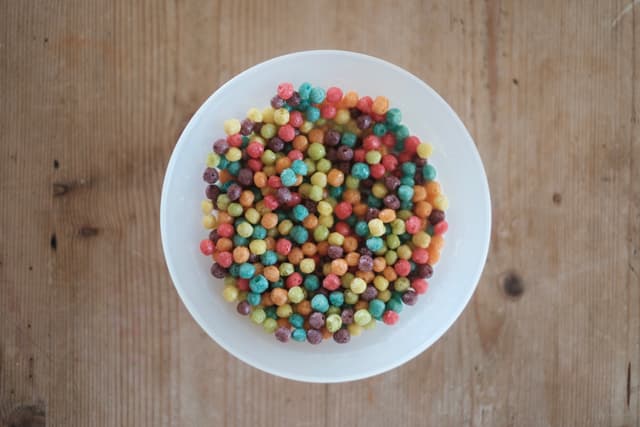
201,200,213,214
334,109,351,125
226,147,242,162
223,118,241,135
222,285,238,302
247,107,263,122
202,215,216,229
433,194,449,210
417,142,434,159
262,107,275,123
273,108,290,126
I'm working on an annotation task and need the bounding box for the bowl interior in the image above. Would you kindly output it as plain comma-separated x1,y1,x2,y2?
160,50,491,382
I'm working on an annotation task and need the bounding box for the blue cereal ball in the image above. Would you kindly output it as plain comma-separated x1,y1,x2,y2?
292,204,309,222
341,132,357,147
309,87,326,104
291,159,308,176
264,306,278,319
368,299,386,319
304,275,320,291
252,225,267,239
289,225,309,245
291,328,307,342
249,274,268,293
366,237,383,252
401,162,416,176
311,294,329,313
280,168,297,186
238,263,256,279
298,82,312,100
247,292,261,306
351,162,370,180
397,184,414,201
400,176,415,187
386,108,402,127
289,313,304,328
228,263,240,277
306,106,320,122
233,235,249,247
423,164,437,180
355,221,369,237
261,250,278,266
386,296,404,313
328,185,344,199
329,291,345,307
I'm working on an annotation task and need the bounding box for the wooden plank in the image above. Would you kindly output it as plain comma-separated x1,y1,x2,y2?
0,0,638,426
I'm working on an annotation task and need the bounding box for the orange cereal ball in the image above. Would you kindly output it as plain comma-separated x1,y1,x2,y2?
263,265,280,282
372,96,389,115
261,212,279,229
345,252,360,267
270,288,288,306
331,258,349,276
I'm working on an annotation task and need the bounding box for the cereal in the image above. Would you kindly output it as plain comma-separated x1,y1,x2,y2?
200,82,448,344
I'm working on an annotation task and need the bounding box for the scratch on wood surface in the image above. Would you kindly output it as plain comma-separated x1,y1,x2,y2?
627,362,631,407
612,0,640,28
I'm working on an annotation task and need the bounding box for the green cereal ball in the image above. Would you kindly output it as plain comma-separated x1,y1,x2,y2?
397,244,413,260
223,276,237,286
327,306,341,316
365,150,382,165
236,222,254,238
263,318,278,333
313,225,330,242
345,176,359,189
344,289,359,305
325,314,343,333
217,194,230,210
288,286,305,304
251,308,266,324
261,150,276,165
244,208,260,224
228,203,243,217
308,143,326,160
373,275,389,291
278,219,293,235
394,277,410,292
316,159,332,173
386,234,401,249
385,250,398,266
304,158,316,175
397,210,412,220
276,304,293,318
279,262,294,277
311,172,327,187
308,185,324,201
317,201,333,216
260,123,276,139
354,309,372,326
391,219,406,235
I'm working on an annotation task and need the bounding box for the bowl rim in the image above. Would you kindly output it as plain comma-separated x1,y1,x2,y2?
160,49,492,383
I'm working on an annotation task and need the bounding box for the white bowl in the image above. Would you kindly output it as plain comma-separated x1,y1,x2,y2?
161,50,491,383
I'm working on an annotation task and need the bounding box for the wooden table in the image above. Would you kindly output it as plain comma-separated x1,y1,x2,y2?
1,1,638,425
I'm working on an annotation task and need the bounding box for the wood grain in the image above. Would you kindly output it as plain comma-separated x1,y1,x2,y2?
0,0,638,426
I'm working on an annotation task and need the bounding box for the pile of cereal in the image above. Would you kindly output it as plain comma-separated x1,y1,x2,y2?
200,82,448,344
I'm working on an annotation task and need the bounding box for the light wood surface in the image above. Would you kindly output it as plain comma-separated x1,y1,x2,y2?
1,1,639,426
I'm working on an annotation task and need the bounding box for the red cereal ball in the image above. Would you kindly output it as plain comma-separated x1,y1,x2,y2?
277,82,294,100
321,104,337,119
322,274,341,291
289,110,304,128
278,124,295,142
381,133,396,148
334,221,351,236
370,163,386,179
326,86,343,103
394,259,411,277
370,112,385,122
200,239,215,255
403,136,420,154
216,251,233,267
398,152,412,163
405,216,421,234
247,142,264,158
236,278,250,291
286,272,303,288
334,201,353,220
363,135,381,151
267,175,282,189
353,149,366,162
227,133,242,147
356,96,373,113
263,195,279,210
411,248,429,264
276,238,292,255
247,158,263,172
286,192,301,207
412,278,428,294
287,149,304,161
381,154,398,171
383,310,399,325
434,220,449,235
217,223,234,238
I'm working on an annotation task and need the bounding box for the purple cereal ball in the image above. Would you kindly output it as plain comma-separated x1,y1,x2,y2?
326,148,338,162
236,300,251,315
327,245,344,260
402,291,419,306
288,91,301,107
213,138,229,154
429,210,446,225
240,119,254,136
414,172,425,185
324,130,341,146
358,255,374,272
309,312,326,330
203,167,219,184
271,96,285,109
359,247,373,257
275,327,291,343
276,187,292,204
384,175,401,191
349,108,361,118
268,136,285,152
365,208,380,222
210,263,226,278
208,230,219,242
248,254,258,263
356,115,372,130
361,178,374,188
317,288,329,297
205,184,220,200
361,285,378,302
303,199,317,214
226,184,242,201
307,329,322,344
341,308,354,325
237,168,253,186
336,146,354,161
416,263,434,279
383,194,401,210
253,122,263,134
336,161,351,175
333,328,350,344
414,158,427,167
